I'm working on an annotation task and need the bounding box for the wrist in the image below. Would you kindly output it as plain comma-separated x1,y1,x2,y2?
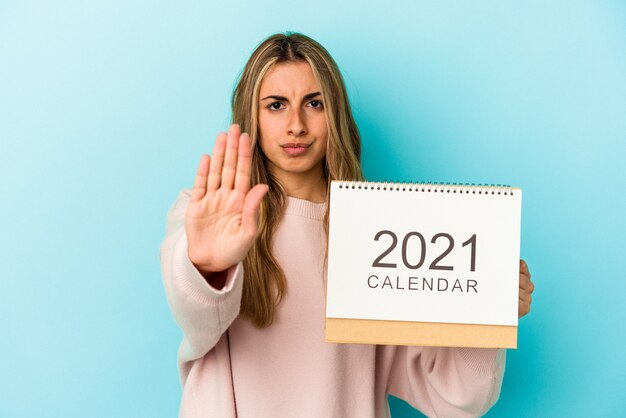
198,268,228,290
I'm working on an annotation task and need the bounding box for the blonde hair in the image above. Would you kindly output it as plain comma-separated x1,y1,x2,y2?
231,32,364,328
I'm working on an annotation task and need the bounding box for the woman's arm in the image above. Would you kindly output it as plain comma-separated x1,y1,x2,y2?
159,188,244,368
381,345,505,417
159,125,268,382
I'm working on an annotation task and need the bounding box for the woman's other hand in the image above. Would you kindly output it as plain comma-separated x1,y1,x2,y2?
518,259,534,318
186,124,269,276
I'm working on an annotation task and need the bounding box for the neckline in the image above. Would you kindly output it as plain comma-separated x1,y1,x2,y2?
284,196,327,220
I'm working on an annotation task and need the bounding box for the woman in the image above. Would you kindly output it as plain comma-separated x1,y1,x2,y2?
160,32,534,418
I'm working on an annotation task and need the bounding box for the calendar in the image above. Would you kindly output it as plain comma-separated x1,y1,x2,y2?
325,180,522,348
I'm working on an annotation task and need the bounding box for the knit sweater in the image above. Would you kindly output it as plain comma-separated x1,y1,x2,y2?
159,188,506,418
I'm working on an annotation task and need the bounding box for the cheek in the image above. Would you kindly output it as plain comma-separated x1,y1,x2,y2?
258,112,282,140
257,115,273,149
257,133,273,159
319,122,329,151
317,137,329,160
257,113,268,138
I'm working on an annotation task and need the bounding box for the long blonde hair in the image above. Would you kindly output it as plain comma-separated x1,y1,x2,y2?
231,32,364,328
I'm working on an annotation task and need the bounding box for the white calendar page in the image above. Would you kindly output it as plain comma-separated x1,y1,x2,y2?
326,181,522,327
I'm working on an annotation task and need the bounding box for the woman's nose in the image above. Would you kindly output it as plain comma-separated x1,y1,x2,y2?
287,109,307,137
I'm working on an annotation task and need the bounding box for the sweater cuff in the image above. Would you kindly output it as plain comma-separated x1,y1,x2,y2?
456,348,506,378
174,232,243,306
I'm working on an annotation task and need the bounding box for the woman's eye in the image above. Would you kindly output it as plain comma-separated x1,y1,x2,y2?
268,101,284,110
309,100,323,109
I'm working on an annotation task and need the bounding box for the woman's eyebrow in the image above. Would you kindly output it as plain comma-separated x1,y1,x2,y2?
260,92,322,102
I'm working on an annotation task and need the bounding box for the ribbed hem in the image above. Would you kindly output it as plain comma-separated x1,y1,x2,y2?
284,196,327,220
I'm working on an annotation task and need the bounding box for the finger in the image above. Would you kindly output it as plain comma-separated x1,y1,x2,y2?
518,304,530,318
519,294,532,308
520,280,533,297
191,154,210,201
518,296,531,317
241,184,269,236
520,259,530,277
220,124,240,190
519,273,531,290
234,132,252,194
207,132,227,191
518,293,530,307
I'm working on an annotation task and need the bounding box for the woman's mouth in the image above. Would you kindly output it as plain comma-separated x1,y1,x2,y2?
281,143,311,156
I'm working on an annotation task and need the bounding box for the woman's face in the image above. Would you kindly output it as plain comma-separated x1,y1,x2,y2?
257,61,328,186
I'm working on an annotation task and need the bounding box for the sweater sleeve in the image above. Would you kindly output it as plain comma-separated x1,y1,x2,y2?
381,345,506,418
159,188,244,385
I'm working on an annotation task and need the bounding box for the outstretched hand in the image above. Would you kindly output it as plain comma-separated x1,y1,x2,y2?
186,124,269,275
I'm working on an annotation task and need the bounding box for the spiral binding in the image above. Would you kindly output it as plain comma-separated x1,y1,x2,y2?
335,180,515,195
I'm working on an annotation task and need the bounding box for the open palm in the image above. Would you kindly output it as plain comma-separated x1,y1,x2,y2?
186,124,269,274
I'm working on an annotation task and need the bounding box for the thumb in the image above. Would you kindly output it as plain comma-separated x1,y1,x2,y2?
242,184,269,237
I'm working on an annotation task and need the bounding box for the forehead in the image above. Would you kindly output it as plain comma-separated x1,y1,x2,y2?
259,61,320,96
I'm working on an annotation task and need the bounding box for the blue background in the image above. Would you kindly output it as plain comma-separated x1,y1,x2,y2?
1,1,625,417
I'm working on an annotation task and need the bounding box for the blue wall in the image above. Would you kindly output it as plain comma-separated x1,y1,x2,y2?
1,1,624,417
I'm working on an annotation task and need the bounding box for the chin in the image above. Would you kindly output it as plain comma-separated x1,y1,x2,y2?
274,160,325,177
